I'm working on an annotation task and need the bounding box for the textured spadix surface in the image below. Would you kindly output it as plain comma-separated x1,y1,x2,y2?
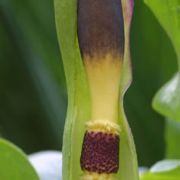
54,0,139,179
80,132,119,174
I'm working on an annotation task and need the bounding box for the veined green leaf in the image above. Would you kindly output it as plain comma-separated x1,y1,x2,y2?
0,139,39,180
54,0,139,179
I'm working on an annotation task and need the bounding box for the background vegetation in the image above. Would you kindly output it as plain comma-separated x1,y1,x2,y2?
0,0,178,167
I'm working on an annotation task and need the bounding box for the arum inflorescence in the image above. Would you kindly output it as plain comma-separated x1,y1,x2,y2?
78,0,124,178
54,0,139,179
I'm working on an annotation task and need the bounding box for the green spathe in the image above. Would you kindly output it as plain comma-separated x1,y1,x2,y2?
54,0,139,179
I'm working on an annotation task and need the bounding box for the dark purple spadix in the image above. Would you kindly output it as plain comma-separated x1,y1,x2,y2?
78,0,125,58
80,131,120,174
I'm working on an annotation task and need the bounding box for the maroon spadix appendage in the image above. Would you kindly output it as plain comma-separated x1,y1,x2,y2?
80,131,120,174
78,0,124,58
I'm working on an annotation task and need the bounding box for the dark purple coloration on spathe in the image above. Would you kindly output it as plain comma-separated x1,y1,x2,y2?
129,0,134,13
80,131,119,174
78,0,124,58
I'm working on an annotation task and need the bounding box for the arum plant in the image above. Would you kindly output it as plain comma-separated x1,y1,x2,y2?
55,0,139,179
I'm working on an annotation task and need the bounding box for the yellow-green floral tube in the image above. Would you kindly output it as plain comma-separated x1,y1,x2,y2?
54,0,139,179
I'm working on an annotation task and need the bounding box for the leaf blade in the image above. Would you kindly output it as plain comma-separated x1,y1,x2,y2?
0,139,39,180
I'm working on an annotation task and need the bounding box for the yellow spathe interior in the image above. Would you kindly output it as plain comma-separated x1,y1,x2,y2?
81,172,112,180
84,53,122,125
81,53,122,179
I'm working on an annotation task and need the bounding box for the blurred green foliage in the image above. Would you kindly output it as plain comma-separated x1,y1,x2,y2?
0,0,67,152
144,0,180,160
141,159,180,180
0,0,177,166
126,0,177,166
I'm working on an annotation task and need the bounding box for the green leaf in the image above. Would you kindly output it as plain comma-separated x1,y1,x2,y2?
140,160,180,180
126,0,177,165
144,0,180,122
144,0,180,60
153,73,180,121
0,138,39,180
165,119,180,158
